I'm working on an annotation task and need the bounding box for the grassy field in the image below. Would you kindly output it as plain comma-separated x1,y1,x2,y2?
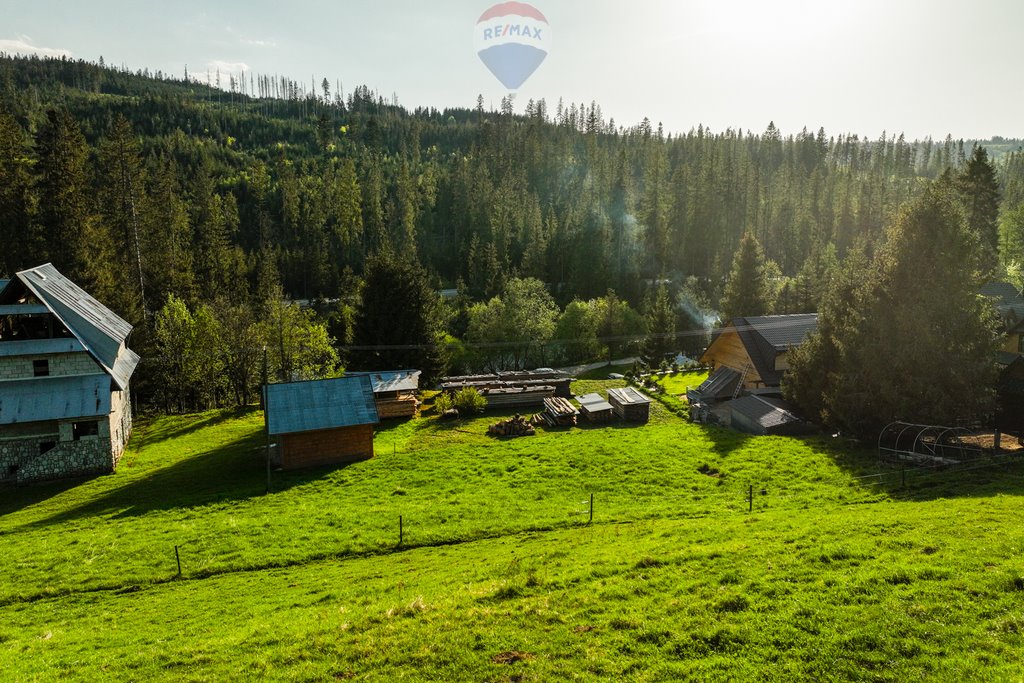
2,378,1024,680
650,370,710,396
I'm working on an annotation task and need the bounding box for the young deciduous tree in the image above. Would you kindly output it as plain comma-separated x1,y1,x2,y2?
466,278,559,371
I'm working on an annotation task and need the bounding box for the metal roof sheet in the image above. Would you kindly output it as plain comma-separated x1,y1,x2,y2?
606,387,651,405
578,393,613,412
697,366,742,400
14,264,137,390
727,395,801,430
0,304,50,315
265,375,379,436
0,279,9,294
0,374,111,425
0,338,88,358
347,370,421,394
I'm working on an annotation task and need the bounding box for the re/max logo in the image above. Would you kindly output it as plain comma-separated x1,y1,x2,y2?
482,24,544,41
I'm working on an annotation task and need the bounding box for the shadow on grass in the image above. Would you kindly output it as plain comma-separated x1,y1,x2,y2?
699,424,754,458
19,422,353,530
0,478,90,517
135,405,258,445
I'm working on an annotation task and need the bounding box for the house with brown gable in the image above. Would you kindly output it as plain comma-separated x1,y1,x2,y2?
688,314,817,429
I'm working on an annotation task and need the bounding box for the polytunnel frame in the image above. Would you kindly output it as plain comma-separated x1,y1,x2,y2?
878,421,985,465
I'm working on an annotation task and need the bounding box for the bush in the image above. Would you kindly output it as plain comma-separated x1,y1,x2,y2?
433,392,453,414
453,387,486,415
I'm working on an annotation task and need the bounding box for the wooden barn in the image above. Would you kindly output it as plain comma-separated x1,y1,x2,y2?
264,376,379,470
348,370,421,419
699,314,818,394
607,387,651,422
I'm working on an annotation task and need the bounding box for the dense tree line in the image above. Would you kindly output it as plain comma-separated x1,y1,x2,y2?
0,54,1022,412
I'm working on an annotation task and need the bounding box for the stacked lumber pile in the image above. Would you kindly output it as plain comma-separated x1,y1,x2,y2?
480,386,555,409
607,387,652,423
375,395,420,419
578,393,614,423
440,371,573,399
441,378,572,399
488,414,536,437
543,397,579,427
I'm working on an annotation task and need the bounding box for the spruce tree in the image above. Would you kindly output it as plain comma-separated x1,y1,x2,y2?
351,252,447,380
786,186,999,436
720,232,773,321
643,283,677,362
956,146,1000,271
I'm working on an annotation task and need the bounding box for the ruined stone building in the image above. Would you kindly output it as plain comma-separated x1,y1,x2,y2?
0,264,139,483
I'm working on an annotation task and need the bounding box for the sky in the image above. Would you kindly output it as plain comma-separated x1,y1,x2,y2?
1,0,1022,141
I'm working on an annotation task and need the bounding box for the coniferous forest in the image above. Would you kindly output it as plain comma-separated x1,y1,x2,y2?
2,54,1023,426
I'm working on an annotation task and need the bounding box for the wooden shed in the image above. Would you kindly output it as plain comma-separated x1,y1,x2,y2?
348,370,421,419
606,387,652,423
578,393,614,423
264,376,379,470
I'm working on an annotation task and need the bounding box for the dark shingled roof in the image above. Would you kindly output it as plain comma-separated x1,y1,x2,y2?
265,375,379,436
707,314,818,386
982,281,1024,329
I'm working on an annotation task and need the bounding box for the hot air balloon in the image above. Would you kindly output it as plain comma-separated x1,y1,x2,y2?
474,2,551,90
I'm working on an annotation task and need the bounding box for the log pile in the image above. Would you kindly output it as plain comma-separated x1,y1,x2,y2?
543,397,579,427
488,414,536,437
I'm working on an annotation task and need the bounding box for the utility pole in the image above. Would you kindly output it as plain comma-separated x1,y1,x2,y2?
263,346,271,494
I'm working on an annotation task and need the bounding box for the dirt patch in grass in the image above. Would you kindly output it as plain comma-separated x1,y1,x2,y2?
492,651,534,665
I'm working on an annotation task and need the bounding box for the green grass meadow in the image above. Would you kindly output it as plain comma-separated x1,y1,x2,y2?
2,379,1024,680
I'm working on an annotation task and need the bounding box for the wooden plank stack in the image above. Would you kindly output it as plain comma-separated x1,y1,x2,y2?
543,396,579,427
440,371,573,399
607,387,652,423
479,386,555,409
375,395,420,419
578,393,614,423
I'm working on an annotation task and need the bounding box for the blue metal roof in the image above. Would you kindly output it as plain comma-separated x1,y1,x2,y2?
0,304,50,315
0,338,88,358
0,279,9,294
0,374,111,425
265,375,379,436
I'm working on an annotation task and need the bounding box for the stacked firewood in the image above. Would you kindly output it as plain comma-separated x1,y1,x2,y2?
487,414,537,437
543,397,579,427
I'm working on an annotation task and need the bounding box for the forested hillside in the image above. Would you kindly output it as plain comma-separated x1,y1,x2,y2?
2,54,1023,409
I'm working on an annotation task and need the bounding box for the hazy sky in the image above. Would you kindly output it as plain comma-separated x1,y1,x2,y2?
2,0,1022,140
